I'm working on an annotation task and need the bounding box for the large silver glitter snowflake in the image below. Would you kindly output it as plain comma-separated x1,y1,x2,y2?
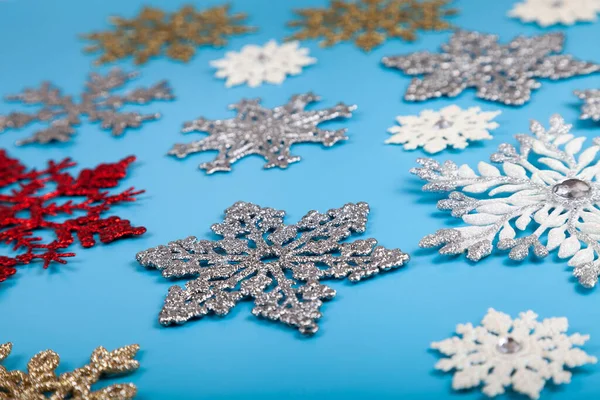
0,69,173,145
432,308,597,399
413,114,600,288
382,30,600,105
168,93,356,174
575,89,600,121
136,202,409,335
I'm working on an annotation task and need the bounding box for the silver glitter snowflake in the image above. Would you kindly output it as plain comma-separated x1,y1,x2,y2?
0,69,174,145
433,308,597,399
575,89,600,121
136,202,409,335
168,93,356,174
382,30,600,105
413,114,600,288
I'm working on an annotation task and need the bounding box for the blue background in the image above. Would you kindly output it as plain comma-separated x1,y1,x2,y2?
1,0,600,398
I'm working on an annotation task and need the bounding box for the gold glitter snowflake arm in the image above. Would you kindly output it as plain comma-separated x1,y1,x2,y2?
82,5,255,65
0,343,140,399
286,0,456,52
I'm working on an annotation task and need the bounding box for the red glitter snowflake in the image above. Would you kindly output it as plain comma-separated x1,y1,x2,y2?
0,150,146,282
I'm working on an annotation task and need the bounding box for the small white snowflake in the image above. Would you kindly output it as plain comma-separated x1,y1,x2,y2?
414,114,600,287
509,0,600,27
210,40,316,88
386,105,501,154
433,308,597,399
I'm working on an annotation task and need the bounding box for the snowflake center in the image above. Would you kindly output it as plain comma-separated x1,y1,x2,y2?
550,0,564,7
552,179,592,200
496,336,522,354
433,117,453,129
256,53,271,63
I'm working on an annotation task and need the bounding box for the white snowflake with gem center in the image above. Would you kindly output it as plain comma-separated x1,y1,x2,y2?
412,114,600,288
433,308,597,399
386,105,501,154
210,40,316,88
509,0,600,27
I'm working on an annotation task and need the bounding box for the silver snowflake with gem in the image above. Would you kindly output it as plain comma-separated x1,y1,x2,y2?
136,202,409,335
575,89,600,121
382,30,600,106
412,114,600,288
386,105,501,154
0,69,174,145
432,308,597,399
509,0,600,27
168,93,356,174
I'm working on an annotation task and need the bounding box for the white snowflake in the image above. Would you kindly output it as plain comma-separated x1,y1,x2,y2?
386,105,501,154
509,0,600,27
432,308,597,399
210,40,316,88
413,115,600,288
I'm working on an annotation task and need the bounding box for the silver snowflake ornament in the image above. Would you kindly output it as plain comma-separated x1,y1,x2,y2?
575,89,600,121
433,308,597,399
0,69,174,145
413,114,600,288
382,30,600,106
386,105,501,154
509,0,600,27
168,93,356,174
136,202,409,335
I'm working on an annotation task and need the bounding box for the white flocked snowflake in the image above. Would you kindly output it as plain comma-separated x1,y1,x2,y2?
432,308,597,399
386,105,501,154
210,40,316,88
413,114,600,287
509,0,600,27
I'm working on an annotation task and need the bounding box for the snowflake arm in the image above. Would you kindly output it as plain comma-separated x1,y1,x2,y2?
509,0,600,27
168,93,356,174
0,69,174,145
386,105,500,154
211,40,316,88
136,202,409,335
432,308,597,399
413,114,600,287
575,89,600,121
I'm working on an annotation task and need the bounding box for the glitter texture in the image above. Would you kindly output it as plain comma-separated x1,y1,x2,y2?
0,151,145,283
287,0,456,52
575,89,600,121
382,30,600,105
386,105,501,154
168,93,356,174
412,114,600,287
0,342,140,399
432,308,597,399
0,69,173,145
83,5,255,65
211,40,316,88
509,0,600,27
136,202,409,335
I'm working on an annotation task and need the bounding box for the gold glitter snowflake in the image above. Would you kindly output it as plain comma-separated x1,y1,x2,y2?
287,0,457,52
0,342,140,399
82,5,256,65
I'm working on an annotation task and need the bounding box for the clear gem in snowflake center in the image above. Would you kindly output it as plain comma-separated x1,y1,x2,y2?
552,179,592,199
433,118,453,129
496,336,522,354
551,0,564,7
257,53,270,63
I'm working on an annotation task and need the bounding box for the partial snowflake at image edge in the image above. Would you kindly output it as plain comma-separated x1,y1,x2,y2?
386,105,501,154
0,69,174,145
412,114,600,288
575,89,600,121
210,40,316,88
433,308,597,399
168,93,356,174
136,202,409,335
382,30,600,106
509,0,600,27
0,151,146,283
